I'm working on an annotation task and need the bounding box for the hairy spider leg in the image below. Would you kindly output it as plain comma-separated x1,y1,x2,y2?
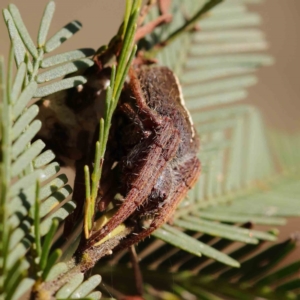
115,156,201,251
83,117,180,250
97,102,153,213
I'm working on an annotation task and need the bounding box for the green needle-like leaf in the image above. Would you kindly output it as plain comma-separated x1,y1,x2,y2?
40,201,76,236
114,45,137,107
11,139,45,177
36,58,93,83
33,150,56,169
41,48,95,68
40,186,72,218
6,238,31,270
55,272,84,298
40,219,59,271
154,224,240,267
3,11,26,66
10,170,41,198
5,271,26,300
39,162,60,182
197,210,286,225
38,1,56,47
34,181,42,259
12,81,37,119
8,4,38,58
45,262,68,282
11,120,42,159
70,275,102,298
12,279,35,300
39,174,68,200
11,62,26,103
34,75,87,97
174,218,259,244
44,20,82,53
42,249,62,280
86,291,102,300
8,220,31,250
177,217,277,242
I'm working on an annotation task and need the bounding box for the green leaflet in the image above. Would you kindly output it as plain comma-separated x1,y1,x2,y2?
36,58,93,83
44,20,82,53
33,75,87,97
37,1,56,47
153,224,240,267
41,48,95,68
0,1,97,298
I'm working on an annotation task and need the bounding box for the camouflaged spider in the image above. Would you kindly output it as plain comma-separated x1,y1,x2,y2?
83,65,201,250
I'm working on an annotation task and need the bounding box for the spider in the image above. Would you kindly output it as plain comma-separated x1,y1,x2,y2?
82,65,201,251
37,0,201,252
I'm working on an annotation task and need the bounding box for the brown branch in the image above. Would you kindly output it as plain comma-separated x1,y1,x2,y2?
135,14,172,42
38,228,132,298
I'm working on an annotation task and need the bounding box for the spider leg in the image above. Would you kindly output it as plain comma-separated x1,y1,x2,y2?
97,71,159,214
115,156,201,251
96,69,170,219
84,119,181,250
119,102,152,139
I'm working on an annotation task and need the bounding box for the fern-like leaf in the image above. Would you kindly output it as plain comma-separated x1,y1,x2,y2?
0,1,96,298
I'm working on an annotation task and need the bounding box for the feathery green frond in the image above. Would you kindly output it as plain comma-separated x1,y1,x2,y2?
0,1,96,297
3,2,94,97
0,54,75,298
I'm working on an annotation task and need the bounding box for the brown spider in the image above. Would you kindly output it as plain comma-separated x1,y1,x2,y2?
83,65,201,250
